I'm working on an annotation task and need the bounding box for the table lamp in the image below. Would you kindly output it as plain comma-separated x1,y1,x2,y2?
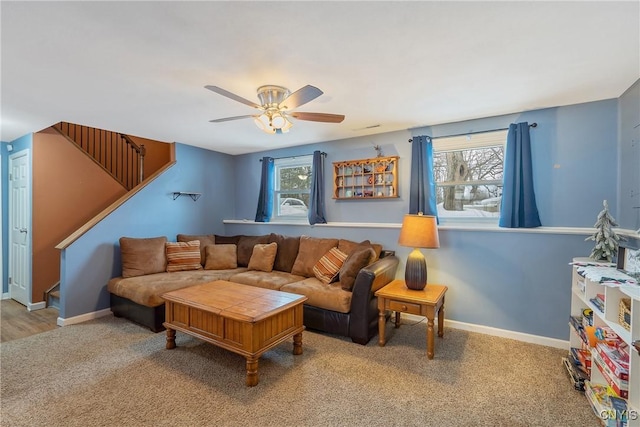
398,213,440,290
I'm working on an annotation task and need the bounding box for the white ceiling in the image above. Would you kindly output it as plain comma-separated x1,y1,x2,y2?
1,1,638,155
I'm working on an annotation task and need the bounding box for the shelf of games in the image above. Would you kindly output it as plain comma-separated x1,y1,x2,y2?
567,257,640,426
332,156,399,199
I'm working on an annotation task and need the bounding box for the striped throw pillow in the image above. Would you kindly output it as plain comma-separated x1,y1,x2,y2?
165,241,203,272
313,247,348,284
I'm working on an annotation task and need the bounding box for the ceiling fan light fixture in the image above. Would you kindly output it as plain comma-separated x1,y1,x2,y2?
254,114,275,134
275,119,293,134
271,112,287,129
281,118,293,133
207,84,343,134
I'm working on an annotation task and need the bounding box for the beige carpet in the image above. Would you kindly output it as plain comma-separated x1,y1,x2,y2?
1,315,598,427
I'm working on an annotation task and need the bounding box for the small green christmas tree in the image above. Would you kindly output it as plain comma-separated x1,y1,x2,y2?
585,200,624,262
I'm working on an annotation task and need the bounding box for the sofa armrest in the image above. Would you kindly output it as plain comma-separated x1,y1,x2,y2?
353,255,399,297
348,255,399,343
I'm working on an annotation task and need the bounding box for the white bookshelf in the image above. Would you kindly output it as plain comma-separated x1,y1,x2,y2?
570,257,639,426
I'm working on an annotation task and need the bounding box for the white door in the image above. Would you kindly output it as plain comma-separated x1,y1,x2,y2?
9,150,31,306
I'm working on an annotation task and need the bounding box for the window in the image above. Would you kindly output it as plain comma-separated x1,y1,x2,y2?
273,155,312,221
432,130,507,219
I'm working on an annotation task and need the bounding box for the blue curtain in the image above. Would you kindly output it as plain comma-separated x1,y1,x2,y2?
499,122,541,228
409,135,438,218
308,150,327,225
254,157,274,222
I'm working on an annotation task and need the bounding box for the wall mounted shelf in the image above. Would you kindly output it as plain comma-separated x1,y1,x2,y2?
172,192,201,201
332,155,399,199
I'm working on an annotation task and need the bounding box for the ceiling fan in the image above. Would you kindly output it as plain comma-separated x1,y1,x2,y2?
205,84,345,134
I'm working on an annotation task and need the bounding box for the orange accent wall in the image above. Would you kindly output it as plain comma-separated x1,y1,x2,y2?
128,135,172,178
31,128,127,302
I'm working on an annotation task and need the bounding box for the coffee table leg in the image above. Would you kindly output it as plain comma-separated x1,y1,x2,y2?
246,357,259,387
426,317,435,359
166,328,176,349
293,332,303,355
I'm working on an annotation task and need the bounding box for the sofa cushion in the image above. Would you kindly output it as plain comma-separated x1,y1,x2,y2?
229,270,306,291
338,239,382,262
120,236,168,278
215,234,242,245
291,236,339,277
165,241,203,272
281,278,353,313
313,247,348,284
339,246,376,291
236,235,271,267
108,269,248,307
204,244,237,270
247,242,278,272
177,234,216,265
268,233,301,273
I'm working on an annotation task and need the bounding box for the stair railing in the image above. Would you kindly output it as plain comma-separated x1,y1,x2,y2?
53,122,145,190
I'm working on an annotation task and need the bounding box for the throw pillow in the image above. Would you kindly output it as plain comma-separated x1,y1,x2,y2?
268,233,301,273
177,234,216,265
237,235,271,267
120,236,167,278
338,239,381,262
337,239,371,256
165,241,203,272
313,247,349,284
204,244,238,270
339,246,376,291
291,236,339,277
247,242,278,272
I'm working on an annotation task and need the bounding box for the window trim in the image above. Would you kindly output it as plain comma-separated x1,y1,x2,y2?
432,130,507,222
272,155,312,222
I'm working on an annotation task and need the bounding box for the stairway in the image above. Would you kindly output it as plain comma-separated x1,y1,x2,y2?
52,122,145,190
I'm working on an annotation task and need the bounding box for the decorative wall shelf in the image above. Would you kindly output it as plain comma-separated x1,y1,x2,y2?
172,192,201,201
332,156,399,200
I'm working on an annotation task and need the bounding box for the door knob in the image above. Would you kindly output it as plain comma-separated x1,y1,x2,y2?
19,228,27,233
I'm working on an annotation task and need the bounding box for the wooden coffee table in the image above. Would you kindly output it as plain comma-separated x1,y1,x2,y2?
162,280,307,386
375,280,447,359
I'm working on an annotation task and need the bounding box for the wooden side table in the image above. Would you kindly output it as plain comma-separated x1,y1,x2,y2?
375,279,448,359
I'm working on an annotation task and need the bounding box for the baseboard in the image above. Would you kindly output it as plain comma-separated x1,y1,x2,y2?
401,314,569,350
28,301,46,311
0,295,47,310
57,308,113,327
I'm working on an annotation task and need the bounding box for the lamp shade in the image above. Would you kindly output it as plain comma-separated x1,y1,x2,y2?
398,214,440,249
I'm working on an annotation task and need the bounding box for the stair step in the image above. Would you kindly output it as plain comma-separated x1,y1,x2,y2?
47,290,60,310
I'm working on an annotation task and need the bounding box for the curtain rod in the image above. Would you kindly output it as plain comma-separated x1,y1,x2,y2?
408,123,537,143
259,152,326,162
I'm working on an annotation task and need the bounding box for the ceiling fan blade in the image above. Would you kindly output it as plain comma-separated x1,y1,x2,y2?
279,85,323,110
209,115,256,123
205,85,260,109
290,112,345,123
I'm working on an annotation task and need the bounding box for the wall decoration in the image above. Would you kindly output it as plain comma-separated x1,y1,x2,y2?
333,156,398,200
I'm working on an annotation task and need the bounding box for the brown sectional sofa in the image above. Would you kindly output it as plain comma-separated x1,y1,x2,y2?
108,233,399,345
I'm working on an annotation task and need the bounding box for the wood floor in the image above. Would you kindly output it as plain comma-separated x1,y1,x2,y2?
0,299,59,343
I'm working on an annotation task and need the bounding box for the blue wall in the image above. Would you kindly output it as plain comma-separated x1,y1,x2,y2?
59,143,235,318
1,134,33,294
233,100,619,227
225,99,620,341
617,79,640,230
